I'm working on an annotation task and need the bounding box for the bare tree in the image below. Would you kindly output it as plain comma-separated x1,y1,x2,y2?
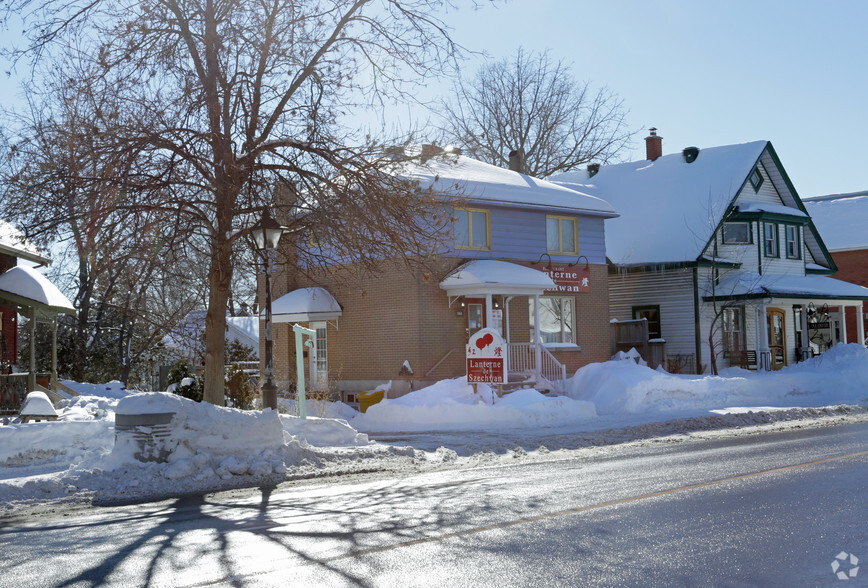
3,0,472,404
439,47,634,177
0,57,204,384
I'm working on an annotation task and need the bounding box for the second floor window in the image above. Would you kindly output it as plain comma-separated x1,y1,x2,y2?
722,222,751,244
763,222,778,257
785,225,801,259
454,208,490,250
546,215,578,254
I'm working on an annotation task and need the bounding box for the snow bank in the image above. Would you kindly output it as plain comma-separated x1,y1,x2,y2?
566,343,868,414
350,377,596,432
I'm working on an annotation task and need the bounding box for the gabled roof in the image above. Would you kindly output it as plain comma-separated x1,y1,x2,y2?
803,191,868,252
0,219,50,265
400,153,618,218
550,141,769,265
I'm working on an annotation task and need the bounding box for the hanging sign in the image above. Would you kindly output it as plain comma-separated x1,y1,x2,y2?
466,328,507,384
532,264,590,293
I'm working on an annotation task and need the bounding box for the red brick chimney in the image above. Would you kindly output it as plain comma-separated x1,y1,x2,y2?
645,127,663,161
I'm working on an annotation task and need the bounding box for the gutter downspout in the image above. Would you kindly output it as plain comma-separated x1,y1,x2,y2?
692,267,702,374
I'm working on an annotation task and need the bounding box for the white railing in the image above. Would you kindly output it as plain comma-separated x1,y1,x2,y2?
507,343,567,382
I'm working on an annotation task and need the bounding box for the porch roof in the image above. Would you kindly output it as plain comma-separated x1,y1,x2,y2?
706,272,868,301
271,287,342,323
0,265,75,315
439,260,555,297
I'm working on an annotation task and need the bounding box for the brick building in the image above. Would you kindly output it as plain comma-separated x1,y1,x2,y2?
265,151,619,402
804,191,868,345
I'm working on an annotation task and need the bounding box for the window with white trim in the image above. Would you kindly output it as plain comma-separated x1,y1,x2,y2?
763,222,778,257
529,296,575,344
785,225,800,259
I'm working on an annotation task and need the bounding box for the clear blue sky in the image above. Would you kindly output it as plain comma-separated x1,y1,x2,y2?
2,1,865,198
431,0,868,198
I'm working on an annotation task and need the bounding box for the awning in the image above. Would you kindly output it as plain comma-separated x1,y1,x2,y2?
271,287,343,323
439,260,556,297
706,272,868,301
0,265,76,315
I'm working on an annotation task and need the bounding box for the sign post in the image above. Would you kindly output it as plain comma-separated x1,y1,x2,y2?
466,328,507,394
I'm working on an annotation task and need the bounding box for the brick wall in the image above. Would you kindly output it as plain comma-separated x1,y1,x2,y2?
830,249,868,343
267,259,612,389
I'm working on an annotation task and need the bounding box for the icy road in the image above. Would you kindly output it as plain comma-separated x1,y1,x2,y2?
1,421,865,587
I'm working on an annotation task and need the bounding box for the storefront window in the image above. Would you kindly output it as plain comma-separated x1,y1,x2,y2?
530,297,575,344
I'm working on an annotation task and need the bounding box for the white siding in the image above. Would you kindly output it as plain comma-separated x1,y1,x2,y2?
609,267,697,356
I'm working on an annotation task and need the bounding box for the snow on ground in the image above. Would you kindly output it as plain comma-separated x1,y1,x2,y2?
1,344,867,513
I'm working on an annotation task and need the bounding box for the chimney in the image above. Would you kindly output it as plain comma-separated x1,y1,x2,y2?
645,128,663,161
508,149,524,173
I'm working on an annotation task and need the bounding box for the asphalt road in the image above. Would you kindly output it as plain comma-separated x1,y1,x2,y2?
1,421,865,587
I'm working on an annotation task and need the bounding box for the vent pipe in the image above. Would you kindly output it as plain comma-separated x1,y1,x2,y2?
682,146,700,163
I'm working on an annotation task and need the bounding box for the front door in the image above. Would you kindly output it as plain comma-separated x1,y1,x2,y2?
767,308,787,370
465,298,486,340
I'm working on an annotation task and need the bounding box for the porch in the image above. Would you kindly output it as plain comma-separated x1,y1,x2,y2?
0,266,76,412
440,260,569,385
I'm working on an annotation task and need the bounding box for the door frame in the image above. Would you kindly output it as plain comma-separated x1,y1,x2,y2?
766,307,787,370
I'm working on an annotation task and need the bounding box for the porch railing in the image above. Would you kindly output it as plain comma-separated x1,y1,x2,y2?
507,343,567,383
0,374,29,414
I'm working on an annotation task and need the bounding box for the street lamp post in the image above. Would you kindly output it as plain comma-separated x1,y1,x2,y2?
251,209,283,411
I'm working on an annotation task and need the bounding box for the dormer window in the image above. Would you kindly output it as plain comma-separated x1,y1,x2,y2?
749,167,764,192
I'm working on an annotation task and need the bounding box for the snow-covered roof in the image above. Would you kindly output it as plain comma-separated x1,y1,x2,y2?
439,260,556,297
711,272,868,300
803,191,868,252
400,153,618,217
551,141,769,265
734,201,808,218
271,287,342,323
162,311,260,359
0,219,50,265
0,265,75,314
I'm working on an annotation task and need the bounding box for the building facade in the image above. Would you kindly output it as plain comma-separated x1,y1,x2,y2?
266,151,619,401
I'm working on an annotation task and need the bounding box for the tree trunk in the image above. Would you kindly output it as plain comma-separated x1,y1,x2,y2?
202,232,233,405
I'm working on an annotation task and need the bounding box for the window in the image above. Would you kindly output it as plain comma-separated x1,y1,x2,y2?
785,225,800,259
749,167,764,192
530,296,575,344
722,307,745,355
632,305,661,340
546,215,578,254
454,208,490,250
763,222,778,257
310,322,328,390
722,222,751,244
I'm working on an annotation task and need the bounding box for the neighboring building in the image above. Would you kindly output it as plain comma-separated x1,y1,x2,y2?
803,191,868,345
0,220,74,412
0,220,51,369
266,150,619,400
551,130,868,373
163,310,260,367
